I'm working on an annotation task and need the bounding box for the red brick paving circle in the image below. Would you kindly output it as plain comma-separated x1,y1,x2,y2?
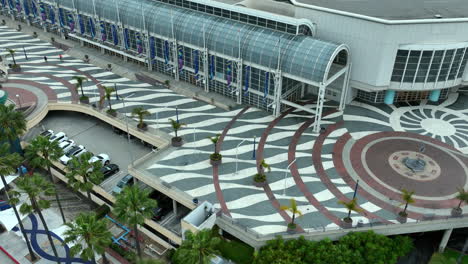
363,138,466,197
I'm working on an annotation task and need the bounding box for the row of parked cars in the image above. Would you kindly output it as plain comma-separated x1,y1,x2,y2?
39,129,120,181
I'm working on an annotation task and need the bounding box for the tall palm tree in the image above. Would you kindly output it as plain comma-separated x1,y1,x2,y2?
66,152,104,201
169,118,186,139
7,48,16,65
0,104,27,153
25,136,67,224
131,107,151,129
259,159,271,174
64,212,112,264
101,86,115,110
71,76,88,98
113,185,157,260
455,188,468,211
9,173,61,264
0,143,38,261
173,229,221,264
399,189,415,217
208,134,221,153
338,198,363,221
280,198,303,229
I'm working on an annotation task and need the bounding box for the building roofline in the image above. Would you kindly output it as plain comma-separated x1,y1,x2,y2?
289,0,468,25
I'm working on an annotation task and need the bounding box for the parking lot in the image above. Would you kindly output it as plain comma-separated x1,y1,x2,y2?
25,111,152,192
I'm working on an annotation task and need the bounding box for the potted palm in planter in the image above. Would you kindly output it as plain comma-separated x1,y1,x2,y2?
397,189,415,223
452,188,468,217
7,48,21,72
280,199,303,234
253,159,271,187
101,86,116,117
131,107,150,131
208,134,222,166
169,118,185,147
72,76,89,104
338,197,363,228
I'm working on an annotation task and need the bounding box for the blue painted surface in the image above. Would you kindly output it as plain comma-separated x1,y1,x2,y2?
429,89,441,102
384,90,395,105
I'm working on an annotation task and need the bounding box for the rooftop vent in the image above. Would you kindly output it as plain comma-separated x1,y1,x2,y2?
434,14,443,19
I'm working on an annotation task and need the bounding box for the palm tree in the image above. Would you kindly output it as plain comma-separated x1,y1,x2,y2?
169,118,186,140
208,134,221,154
131,107,151,129
0,104,27,153
66,152,104,201
173,229,221,264
259,159,271,174
280,199,303,229
101,86,115,110
399,189,415,217
113,185,157,260
0,143,38,261
9,173,61,264
7,48,16,65
71,76,88,98
25,136,67,224
338,198,362,222
64,212,112,264
455,188,468,212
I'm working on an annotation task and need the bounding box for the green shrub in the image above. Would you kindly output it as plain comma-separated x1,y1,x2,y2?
210,153,222,161
254,173,266,183
95,204,110,219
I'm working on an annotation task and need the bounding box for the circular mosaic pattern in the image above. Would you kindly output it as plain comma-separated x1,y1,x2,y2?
388,151,441,181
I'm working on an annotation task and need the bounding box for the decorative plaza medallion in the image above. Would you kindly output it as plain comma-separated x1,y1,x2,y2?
388,151,441,181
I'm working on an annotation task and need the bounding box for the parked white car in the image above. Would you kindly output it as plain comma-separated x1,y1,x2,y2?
89,154,110,166
60,145,87,165
58,140,75,153
40,129,54,138
49,132,68,143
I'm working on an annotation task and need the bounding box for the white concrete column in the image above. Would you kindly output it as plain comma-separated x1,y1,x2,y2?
172,199,177,216
236,59,243,104
438,228,453,253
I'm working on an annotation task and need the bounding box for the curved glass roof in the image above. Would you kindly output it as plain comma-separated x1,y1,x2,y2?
55,0,343,83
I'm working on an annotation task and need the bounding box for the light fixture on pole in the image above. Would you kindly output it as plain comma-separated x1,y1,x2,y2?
252,135,256,160
283,158,296,196
122,93,135,167
15,94,22,108
114,82,120,100
234,139,246,175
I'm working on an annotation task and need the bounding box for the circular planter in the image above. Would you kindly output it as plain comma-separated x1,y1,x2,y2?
137,123,148,132
106,110,117,117
79,97,89,104
342,218,353,228
397,212,408,223
287,223,297,234
253,180,266,188
451,207,462,217
10,65,21,72
172,137,183,147
210,158,222,166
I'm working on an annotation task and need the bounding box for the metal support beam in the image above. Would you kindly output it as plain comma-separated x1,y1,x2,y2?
173,199,178,216
273,70,283,117
339,66,350,111
203,49,209,92
313,82,326,133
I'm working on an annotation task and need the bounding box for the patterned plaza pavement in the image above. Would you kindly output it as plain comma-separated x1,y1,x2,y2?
1,25,467,237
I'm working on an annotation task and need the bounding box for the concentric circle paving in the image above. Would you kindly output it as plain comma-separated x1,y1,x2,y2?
351,132,468,200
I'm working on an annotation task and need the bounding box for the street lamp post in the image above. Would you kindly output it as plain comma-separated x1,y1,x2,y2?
234,139,246,175
283,158,296,196
114,82,120,100
15,94,22,108
252,136,256,160
122,93,135,167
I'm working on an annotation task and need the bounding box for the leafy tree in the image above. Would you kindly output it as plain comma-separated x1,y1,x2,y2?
131,107,151,129
71,76,88,98
25,136,67,223
280,199,302,229
173,229,221,264
7,48,16,65
9,174,61,264
64,212,112,264
338,197,362,222
0,104,27,152
399,189,415,217
259,159,271,174
113,185,157,260
169,118,186,139
455,188,468,210
0,143,37,261
65,152,104,200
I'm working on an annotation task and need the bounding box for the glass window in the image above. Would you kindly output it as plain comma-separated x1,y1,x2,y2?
427,50,444,82
415,50,433,82
458,48,468,78
438,49,454,81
